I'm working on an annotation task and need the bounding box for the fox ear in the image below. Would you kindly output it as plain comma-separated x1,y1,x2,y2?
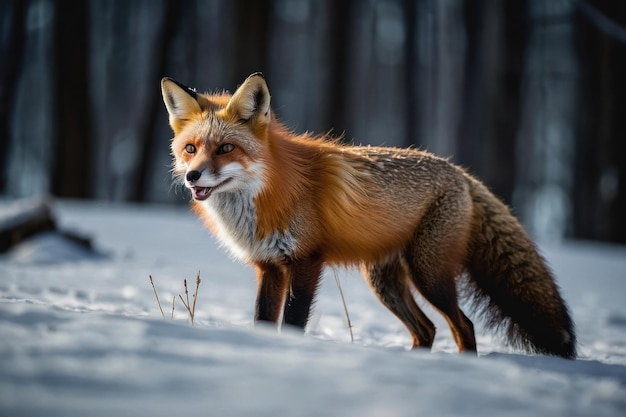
226,73,271,125
161,78,202,131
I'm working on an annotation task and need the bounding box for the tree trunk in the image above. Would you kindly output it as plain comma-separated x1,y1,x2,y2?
322,0,354,139
52,0,92,198
231,0,272,86
458,0,527,205
403,0,418,148
130,0,183,202
573,0,626,243
0,0,28,194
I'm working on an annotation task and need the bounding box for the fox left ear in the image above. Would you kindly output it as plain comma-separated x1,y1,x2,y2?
161,77,204,132
226,73,271,126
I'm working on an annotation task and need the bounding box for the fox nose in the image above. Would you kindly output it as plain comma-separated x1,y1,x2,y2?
186,170,202,183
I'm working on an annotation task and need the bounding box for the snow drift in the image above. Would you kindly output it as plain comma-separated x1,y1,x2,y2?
0,200,625,416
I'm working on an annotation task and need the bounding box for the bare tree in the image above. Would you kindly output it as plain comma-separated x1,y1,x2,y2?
457,0,527,205
131,0,183,202
0,0,28,194
574,0,626,243
52,0,92,198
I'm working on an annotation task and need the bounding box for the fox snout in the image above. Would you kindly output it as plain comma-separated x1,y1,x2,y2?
186,170,202,184
183,167,238,201
183,169,212,201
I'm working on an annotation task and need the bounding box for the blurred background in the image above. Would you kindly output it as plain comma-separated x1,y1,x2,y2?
0,0,624,243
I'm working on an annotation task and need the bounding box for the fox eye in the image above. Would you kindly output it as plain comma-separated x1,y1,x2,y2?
217,143,235,155
185,144,196,154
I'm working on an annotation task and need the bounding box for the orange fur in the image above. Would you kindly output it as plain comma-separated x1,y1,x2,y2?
253,127,417,264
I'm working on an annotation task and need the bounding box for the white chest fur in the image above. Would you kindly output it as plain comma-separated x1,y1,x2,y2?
202,190,297,263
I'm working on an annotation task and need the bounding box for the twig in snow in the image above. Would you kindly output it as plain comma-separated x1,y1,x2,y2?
150,273,202,325
149,275,165,318
191,271,201,320
179,293,193,323
333,269,354,343
184,279,191,314
178,274,202,325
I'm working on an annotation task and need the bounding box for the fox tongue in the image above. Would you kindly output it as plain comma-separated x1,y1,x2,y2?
192,187,211,199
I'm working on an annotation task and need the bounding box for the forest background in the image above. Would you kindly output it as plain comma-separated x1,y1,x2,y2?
1,0,625,243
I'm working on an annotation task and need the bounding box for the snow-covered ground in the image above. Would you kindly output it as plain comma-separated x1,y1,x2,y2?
1,199,625,416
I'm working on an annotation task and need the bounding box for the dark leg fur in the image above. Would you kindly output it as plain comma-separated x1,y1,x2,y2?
254,262,289,323
403,192,477,353
403,249,476,353
283,255,324,329
362,256,436,349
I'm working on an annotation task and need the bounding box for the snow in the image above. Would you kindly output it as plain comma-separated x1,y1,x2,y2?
1,200,625,416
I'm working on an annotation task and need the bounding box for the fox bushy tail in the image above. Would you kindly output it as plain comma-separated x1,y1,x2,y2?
465,177,576,359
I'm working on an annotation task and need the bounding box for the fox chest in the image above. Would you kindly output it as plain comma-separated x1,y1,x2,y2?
201,192,297,263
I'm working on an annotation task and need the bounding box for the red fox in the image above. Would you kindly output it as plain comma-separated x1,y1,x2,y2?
161,73,576,358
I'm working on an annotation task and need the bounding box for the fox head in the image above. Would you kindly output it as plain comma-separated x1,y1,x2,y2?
161,73,271,201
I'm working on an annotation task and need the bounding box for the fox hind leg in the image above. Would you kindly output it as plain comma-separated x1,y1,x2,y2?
361,255,436,349
403,193,477,353
403,251,477,353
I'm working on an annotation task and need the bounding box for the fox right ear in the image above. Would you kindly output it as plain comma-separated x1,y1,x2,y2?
161,77,202,132
225,73,271,126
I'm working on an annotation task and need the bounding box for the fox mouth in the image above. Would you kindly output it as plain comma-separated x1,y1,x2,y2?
191,186,213,201
190,178,232,201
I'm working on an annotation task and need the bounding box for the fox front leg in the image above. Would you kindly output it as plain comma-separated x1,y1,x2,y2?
254,262,289,323
282,255,324,329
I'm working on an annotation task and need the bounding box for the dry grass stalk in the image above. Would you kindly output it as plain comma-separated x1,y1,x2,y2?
184,279,191,313
191,271,201,319
333,269,354,343
149,275,165,318
178,274,202,325
178,294,191,321
150,274,202,325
